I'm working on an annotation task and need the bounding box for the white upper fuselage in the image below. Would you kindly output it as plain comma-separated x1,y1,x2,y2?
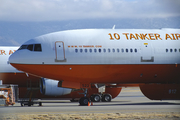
8,29,180,84
9,29,180,65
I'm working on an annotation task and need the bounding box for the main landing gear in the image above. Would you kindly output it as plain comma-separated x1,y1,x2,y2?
90,93,112,102
78,88,112,106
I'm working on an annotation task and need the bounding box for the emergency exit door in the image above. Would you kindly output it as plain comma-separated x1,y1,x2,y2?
141,43,154,62
55,41,66,62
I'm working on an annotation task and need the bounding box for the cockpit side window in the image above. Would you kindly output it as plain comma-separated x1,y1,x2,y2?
34,44,42,51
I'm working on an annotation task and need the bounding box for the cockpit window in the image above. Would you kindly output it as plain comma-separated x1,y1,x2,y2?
18,44,42,52
18,45,28,50
34,44,42,51
27,44,33,51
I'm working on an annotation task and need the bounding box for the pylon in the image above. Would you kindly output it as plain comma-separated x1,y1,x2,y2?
91,102,93,106
88,102,90,106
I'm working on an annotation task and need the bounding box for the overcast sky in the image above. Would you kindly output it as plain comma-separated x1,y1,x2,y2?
0,0,180,21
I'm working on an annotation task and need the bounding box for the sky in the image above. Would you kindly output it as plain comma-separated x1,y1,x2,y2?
0,0,180,46
0,0,180,21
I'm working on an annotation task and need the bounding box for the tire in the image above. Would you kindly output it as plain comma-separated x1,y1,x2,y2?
20,102,24,107
39,102,42,106
90,94,101,102
28,102,31,106
102,94,112,102
79,97,89,106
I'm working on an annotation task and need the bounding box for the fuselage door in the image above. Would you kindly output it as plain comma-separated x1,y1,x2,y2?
141,43,154,62
55,41,66,62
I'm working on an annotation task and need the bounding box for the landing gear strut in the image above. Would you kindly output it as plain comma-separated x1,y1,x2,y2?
79,89,90,106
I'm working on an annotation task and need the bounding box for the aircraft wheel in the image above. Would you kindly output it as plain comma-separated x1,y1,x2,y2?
102,94,112,102
20,102,24,107
79,97,89,106
90,94,101,102
39,102,42,106
28,102,32,106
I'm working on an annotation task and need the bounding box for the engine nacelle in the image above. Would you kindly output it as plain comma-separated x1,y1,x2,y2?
140,84,180,100
40,78,72,96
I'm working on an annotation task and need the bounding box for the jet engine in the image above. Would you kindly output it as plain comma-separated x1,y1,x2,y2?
40,78,72,96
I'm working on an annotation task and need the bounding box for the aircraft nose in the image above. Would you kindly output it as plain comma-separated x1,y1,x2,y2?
8,51,20,64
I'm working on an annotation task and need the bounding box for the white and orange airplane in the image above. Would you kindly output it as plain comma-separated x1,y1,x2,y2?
1,46,120,106
9,28,180,105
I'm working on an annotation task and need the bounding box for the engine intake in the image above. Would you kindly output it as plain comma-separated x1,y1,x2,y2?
40,78,72,96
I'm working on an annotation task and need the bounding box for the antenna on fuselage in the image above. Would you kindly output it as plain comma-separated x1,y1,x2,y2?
112,25,115,29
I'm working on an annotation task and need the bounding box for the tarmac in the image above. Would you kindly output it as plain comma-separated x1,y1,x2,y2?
0,87,180,120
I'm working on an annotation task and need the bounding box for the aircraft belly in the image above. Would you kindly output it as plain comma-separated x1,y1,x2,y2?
10,63,180,84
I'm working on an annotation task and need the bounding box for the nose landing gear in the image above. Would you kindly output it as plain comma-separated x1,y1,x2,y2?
79,88,90,106
79,97,90,106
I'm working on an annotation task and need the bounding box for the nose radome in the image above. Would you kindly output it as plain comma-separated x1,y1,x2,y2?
8,51,20,64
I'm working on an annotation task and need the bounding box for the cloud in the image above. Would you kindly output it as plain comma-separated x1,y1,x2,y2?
0,36,20,46
100,0,113,11
0,0,179,21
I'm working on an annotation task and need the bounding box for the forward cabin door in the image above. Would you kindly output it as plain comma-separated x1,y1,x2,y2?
55,41,66,62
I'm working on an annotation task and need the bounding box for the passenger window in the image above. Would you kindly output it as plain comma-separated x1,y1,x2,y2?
126,49,128,53
85,49,87,53
121,49,124,53
94,49,97,52
27,44,33,51
112,49,115,52
117,49,119,53
179,49,180,52
134,49,137,53
108,49,111,52
99,49,101,53
174,49,177,52
89,49,92,53
103,49,106,53
80,49,83,52
75,49,78,53
170,49,173,52
130,49,133,52
34,44,42,51
166,49,168,52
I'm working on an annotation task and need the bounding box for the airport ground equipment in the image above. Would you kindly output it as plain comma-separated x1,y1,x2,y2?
0,84,18,106
19,79,41,106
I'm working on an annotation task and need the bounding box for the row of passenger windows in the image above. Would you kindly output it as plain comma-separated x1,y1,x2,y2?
18,44,42,52
166,49,180,53
75,48,138,53
74,48,180,53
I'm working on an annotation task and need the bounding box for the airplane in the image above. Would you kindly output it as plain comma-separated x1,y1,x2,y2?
8,28,180,106
0,46,121,106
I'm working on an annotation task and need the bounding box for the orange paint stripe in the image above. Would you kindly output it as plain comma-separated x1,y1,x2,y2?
10,63,180,84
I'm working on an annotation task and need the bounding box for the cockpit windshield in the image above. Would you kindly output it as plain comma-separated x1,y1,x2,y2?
18,44,42,52
18,45,28,50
